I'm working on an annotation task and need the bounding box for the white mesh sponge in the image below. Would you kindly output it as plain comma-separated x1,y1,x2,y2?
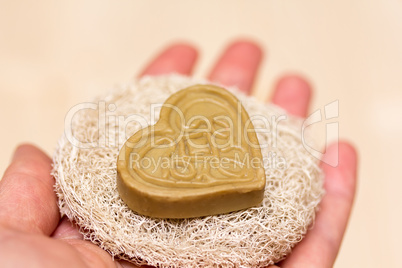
52,74,324,267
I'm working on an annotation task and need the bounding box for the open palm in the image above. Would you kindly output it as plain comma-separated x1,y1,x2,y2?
0,40,357,268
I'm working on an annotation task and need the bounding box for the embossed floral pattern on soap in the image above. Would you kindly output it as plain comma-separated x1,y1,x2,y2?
117,84,265,218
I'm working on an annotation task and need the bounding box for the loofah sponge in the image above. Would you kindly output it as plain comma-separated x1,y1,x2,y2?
52,74,324,267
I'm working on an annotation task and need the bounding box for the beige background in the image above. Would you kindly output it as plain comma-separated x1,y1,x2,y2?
0,0,401,267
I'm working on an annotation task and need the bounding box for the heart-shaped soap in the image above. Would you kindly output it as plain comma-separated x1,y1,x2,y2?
117,84,265,218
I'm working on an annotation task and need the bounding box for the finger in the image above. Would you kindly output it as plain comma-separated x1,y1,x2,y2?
139,43,198,77
51,219,147,268
0,144,59,235
51,217,145,267
271,74,312,117
52,217,83,240
280,142,358,268
208,40,263,94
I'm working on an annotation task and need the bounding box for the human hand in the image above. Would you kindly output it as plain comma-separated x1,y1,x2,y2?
0,40,357,268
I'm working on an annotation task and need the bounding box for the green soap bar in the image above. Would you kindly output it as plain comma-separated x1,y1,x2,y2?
117,84,266,218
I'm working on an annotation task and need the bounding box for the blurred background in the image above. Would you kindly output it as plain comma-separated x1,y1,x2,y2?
0,0,401,266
